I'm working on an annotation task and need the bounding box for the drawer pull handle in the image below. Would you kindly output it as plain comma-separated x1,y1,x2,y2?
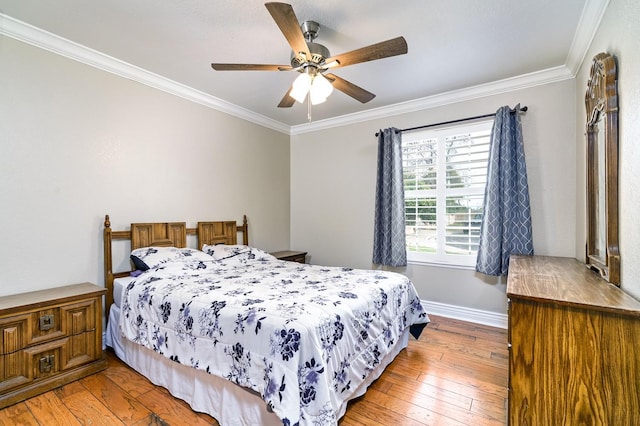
39,314,55,331
39,354,55,373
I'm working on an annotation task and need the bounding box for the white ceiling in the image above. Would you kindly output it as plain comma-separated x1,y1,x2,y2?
0,1,603,129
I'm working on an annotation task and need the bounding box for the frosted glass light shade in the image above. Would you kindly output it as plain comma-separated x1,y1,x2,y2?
310,74,334,105
290,73,312,103
289,72,334,105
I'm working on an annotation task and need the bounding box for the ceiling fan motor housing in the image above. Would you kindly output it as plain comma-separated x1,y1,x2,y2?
290,21,330,68
290,42,330,68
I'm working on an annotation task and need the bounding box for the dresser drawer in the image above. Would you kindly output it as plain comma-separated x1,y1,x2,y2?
0,298,97,354
0,330,98,394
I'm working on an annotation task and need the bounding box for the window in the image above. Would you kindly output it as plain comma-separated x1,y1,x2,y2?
402,121,492,267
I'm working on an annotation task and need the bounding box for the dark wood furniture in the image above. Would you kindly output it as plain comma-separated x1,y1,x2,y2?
0,282,107,408
270,250,307,263
507,255,640,425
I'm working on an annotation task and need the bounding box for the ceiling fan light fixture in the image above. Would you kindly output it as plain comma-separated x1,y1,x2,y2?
309,73,333,105
309,91,327,105
290,72,312,103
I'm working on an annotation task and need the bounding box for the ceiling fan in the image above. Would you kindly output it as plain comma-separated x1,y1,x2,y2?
211,2,408,109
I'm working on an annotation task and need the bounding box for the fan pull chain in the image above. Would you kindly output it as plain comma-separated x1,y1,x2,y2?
307,95,312,122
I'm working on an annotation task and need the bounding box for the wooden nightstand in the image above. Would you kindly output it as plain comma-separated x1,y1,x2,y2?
0,282,107,408
270,250,307,263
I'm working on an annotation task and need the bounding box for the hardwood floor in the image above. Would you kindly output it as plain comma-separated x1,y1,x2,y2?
0,315,508,425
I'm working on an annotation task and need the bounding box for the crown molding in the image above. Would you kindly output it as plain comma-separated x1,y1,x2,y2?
565,0,610,75
2,1,607,137
290,65,573,135
0,13,290,135
292,0,610,135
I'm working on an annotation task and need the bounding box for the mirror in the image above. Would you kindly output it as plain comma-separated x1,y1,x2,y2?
585,52,620,285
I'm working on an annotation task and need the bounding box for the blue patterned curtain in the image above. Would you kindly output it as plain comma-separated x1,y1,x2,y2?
373,128,407,266
476,105,533,276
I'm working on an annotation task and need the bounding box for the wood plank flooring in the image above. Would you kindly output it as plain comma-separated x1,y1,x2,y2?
0,315,508,425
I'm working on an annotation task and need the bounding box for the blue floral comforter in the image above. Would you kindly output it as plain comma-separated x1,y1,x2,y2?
120,247,428,426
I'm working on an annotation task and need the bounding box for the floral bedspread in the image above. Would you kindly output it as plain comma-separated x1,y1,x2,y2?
120,247,428,426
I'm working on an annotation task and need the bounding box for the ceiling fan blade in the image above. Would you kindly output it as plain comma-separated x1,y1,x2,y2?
265,2,311,61
211,63,292,71
325,36,407,68
277,86,296,108
325,73,376,103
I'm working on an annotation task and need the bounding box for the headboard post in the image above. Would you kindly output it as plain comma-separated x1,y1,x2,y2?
241,215,248,245
103,215,114,314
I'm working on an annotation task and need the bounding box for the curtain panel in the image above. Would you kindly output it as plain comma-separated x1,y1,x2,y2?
476,105,533,276
373,127,407,267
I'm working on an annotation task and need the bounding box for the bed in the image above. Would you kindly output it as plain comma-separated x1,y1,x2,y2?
103,215,429,426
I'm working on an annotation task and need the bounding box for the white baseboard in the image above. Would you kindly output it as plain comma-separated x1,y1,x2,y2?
421,300,508,329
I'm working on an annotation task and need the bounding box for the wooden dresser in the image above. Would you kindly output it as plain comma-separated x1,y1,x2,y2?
507,255,640,425
0,283,107,408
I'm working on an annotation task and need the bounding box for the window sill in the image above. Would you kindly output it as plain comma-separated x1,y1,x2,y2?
406,259,477,271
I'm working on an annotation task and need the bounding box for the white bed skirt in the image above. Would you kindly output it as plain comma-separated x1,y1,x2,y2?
106,305,410,425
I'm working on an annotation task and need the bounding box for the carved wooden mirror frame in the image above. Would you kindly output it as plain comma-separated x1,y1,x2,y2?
585,52,620,285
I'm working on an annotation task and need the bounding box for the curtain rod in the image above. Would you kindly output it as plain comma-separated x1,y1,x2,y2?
375,105,528,137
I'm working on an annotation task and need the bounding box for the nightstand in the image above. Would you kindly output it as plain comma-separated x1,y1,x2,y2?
270,250,307,263
0,282,107,408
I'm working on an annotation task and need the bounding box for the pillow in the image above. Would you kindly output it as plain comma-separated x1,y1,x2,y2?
202,244,250,261
130,247,214,270
202,244,277,264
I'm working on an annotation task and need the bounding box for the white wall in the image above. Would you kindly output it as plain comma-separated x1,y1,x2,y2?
0,36,291,297
575,0,640,300
8,0,638,315
291,80,577,314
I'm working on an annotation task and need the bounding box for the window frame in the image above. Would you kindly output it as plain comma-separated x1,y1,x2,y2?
402,120,493,268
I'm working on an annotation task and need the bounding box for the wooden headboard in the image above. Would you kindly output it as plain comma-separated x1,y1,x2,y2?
103,214,248,314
